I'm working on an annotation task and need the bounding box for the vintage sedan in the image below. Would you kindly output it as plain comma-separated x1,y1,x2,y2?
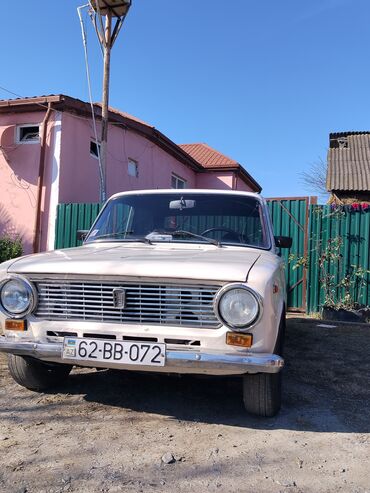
0,190,291,417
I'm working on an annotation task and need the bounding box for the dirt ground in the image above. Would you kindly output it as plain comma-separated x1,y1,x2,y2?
0,317,369,493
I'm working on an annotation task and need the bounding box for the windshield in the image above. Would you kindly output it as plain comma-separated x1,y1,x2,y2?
85,193,271,249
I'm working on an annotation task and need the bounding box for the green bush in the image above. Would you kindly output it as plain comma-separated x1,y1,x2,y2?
0,236,23,263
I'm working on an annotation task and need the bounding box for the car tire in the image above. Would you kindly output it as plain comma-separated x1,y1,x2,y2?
8,354,72,391
242,309,285,417
242,371,282,417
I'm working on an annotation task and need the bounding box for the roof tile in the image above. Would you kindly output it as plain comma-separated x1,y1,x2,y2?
179,143,238,169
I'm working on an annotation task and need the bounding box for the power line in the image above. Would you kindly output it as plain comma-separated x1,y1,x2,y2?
0,84,94,128
77,3,105,202
0,83,136,131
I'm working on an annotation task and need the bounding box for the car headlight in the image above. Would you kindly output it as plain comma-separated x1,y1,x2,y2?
215,284,261,331
0,276,37,317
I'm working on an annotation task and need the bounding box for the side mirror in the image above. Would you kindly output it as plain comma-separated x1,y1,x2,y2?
274,236,292,249
77,230,88,242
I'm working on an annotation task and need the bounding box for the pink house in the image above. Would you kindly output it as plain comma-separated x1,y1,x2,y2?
0,95,261,254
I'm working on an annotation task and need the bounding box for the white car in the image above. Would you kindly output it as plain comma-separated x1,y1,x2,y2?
0,190,291,417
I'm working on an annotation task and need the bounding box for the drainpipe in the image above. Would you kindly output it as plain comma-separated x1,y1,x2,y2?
33,103,53,253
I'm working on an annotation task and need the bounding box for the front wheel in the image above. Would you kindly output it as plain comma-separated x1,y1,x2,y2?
242,309,285,417
242,371,282,417
8,354,72,391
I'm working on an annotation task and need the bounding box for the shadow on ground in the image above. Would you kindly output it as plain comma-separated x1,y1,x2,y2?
36,317,370,434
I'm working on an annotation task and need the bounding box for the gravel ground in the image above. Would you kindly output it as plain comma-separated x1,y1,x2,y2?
0,317,369,493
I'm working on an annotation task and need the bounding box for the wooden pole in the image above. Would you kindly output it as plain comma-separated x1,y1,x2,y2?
100,11,112,203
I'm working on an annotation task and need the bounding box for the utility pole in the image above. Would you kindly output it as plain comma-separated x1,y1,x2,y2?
88,0,132,202
100,11,112,202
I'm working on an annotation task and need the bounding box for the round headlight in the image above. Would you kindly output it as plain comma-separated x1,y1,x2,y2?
0,277,36,317
215,285,261,330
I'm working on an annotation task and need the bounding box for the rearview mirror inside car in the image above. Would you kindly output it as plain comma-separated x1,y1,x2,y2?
169,199,196,210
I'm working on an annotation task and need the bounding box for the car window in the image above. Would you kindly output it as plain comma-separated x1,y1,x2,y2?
86,193,270,249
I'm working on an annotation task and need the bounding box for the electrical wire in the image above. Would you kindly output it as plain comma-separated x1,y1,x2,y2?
0,84,97,134
0,86,137,133
0,86,24,100
77,3,106,202
0,82,141,165
0,85,68,119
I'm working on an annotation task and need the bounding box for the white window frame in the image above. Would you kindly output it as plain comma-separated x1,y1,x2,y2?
16,124,40,144
90,140,101,159
171,173,187,189
128,158,139,178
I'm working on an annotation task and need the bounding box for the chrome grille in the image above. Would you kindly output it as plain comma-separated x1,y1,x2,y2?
34,280,221,328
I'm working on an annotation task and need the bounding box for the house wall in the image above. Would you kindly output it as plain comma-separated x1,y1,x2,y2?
196,171,234,190
0,110,58,254
234,175,255,192
58,112,197,204
196,171,254,192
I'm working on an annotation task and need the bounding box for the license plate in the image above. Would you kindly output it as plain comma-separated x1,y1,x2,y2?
62,337,165,366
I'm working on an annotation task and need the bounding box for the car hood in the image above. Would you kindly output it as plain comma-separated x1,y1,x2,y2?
6,243,262,283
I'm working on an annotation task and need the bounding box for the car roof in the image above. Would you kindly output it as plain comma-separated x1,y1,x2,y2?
109,189,263,201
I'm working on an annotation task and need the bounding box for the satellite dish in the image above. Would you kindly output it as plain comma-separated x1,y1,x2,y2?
90,0,131,17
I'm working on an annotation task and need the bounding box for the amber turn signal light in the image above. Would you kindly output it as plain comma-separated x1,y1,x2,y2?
5,319,26,331
226,332,252,348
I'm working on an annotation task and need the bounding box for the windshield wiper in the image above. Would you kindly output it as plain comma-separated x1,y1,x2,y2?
88,231,152,244
166,230,221,247
90,229,220,247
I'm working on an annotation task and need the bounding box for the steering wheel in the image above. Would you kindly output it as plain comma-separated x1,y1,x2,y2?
201,227,241,242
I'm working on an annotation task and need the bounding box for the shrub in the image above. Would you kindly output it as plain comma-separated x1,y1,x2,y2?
0,236,23,263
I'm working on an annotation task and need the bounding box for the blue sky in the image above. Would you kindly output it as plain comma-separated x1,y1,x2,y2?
1,0,369,200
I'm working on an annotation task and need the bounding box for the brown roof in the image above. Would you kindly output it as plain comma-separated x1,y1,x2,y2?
94,102,153,128
179,143,238,168
0,94,153,128
327,132,370,191
179,143,262,192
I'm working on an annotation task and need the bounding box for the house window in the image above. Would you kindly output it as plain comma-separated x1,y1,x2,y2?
90,141,101,159
16,124,40,143
128,158,138,177
171,174,187,189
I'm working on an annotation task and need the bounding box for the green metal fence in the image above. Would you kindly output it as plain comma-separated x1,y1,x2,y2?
55,203,102,250
54,201,370,313
54,198,311,312
307,205,370,313
267,198,311,311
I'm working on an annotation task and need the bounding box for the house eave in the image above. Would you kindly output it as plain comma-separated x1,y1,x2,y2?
0,95,203,173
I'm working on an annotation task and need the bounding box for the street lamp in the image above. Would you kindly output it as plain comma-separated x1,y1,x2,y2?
89,0,132,202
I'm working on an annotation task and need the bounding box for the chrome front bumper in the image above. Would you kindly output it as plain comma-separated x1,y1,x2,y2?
0,338,284,374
